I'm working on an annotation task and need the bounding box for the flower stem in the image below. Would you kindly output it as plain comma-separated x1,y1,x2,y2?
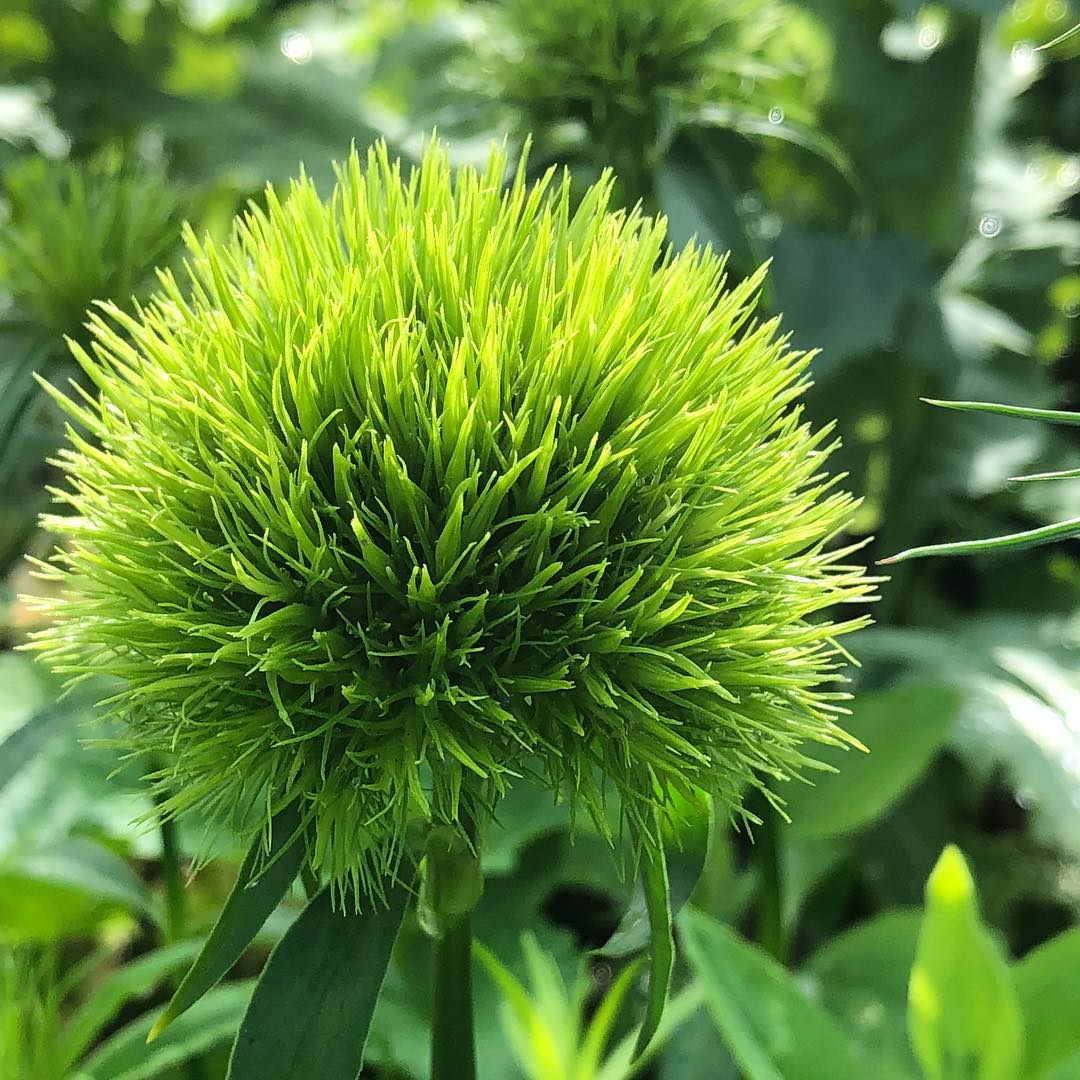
157,798,209,1080
158,810,186,943
753,803,788,963
431,912,476,1080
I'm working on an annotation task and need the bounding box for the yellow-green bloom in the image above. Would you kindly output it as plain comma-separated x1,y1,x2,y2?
31,141,871,901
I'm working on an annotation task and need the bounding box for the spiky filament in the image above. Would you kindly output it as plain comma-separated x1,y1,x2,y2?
29,141,872,903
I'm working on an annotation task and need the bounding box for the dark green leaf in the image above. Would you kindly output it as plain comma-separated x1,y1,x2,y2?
149,803,305,1040
227,880,410,1080
768,229,932,380
0,700,72,795
804,910,922,1077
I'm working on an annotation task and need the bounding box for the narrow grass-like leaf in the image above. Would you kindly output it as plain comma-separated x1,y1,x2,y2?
148,802,304,1041
226,880,409,1080
634,833,674,1058
921,398,1080,425
880,517,1080,564
1036,22,1080,50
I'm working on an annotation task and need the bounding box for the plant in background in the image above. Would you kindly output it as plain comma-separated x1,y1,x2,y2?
0,150,183,346
28,139,871,1076
479,0,847,213
0,150,185,575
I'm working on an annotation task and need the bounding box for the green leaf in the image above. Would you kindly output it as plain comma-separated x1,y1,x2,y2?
226,880,409,1080
0,699,79,796
62,941,201,1069
149,803,305,1040
0,838,154,941
784,683,960,839
1014,927,1080,1078
804,910,923,1078
922,398,1080,426
881,516,1080,563
679,907,866,1079
657,129,762,279
634,837,674,1058
767,229,932,381
79,980,254,1080
908,846,1024,1080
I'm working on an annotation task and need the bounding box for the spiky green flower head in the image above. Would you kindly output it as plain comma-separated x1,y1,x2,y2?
31,140,872,902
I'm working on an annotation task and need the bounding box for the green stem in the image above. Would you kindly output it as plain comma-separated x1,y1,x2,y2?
158,801,209,1080
431,913,476,1080
158,811,186,943
753,803,787,964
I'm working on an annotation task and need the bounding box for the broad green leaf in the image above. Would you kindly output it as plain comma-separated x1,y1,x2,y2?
785,683,960,839
62,941,201,1069
908,846,1023,1080
657,130,762,280
149,803,304,1040
856,621,1080,861
78,980,253,1080
767,229,932,381
679,907,865,1080
0,839,154,941
804,910,922,1077
227,880,409,1080
0,700,74,795
1014,927,1080,1078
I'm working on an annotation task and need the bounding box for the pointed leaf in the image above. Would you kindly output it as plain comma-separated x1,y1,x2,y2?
149,803,305,1040
681,907,864,1079
0,699,78,795
922,399,1080,426
634,840,673,1058
907,846,1023,1080
226,879,409,1080
881,517,1080,564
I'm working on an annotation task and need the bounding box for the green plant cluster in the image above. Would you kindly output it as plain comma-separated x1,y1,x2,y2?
30,139,870,903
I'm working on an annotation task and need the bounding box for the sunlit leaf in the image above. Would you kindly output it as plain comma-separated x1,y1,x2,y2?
908,846,1023,1080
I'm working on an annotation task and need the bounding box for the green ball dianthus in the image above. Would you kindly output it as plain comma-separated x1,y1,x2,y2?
32,141,871,900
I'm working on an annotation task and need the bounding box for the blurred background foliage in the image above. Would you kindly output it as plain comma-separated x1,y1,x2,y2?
2,0,1080,1077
